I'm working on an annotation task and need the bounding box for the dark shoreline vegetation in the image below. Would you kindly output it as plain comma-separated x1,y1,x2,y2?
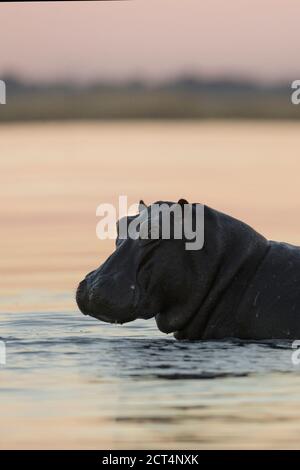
0,75,299,122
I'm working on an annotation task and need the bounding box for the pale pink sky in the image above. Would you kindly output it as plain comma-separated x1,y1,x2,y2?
0,0,299,83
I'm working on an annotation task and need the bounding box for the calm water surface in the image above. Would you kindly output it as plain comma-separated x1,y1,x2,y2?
2,121,300,448
1,309,300,449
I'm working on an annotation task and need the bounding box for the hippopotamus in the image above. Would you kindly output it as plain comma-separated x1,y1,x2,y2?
76,200,300,340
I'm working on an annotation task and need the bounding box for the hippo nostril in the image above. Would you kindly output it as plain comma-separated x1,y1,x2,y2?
78,279,87,289
76,279,89,315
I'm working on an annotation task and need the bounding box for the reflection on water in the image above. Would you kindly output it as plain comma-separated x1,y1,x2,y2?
2,121,300,313
2,121,300,448
1,310,300,449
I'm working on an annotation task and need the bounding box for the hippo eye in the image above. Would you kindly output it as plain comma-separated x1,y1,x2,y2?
138,237,155,247
139,218,160,241
138,227,161,247
138,229,160,246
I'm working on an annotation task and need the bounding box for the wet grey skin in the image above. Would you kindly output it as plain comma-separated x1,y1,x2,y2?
76,200,300,340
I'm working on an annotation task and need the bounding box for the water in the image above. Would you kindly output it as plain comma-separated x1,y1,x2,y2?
1,310,300,449
2,120,300,448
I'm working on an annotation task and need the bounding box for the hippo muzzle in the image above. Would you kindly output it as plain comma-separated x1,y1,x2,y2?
76,267,140,324
75,228,161,324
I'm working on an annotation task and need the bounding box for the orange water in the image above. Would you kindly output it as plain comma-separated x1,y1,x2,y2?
2,120,300,311
1,121,300,449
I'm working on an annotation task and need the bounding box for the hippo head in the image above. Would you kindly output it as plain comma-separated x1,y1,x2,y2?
76,199,201,333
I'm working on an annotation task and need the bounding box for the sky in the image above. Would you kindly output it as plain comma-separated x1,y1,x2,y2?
0,0,299,83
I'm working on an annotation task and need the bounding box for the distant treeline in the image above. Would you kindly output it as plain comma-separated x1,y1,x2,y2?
0,75,299,121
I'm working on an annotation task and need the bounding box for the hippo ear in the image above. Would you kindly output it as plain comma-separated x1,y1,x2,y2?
139,200,147,212
178,198,189,206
